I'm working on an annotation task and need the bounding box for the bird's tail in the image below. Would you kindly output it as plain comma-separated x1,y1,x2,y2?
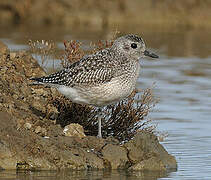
30,70,66,86
29,77,47,86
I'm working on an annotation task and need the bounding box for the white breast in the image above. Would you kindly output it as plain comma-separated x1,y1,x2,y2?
57,85,90,104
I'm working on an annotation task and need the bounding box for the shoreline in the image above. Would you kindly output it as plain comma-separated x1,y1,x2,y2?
0,0,210,30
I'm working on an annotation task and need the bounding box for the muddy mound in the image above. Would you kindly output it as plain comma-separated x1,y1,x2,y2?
0,41,177,171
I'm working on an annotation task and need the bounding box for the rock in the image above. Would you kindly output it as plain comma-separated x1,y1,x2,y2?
129,157,166,171
0,41,9,55
41,127,47,136
0,112,18,169
102,144,128,169
0,141,17,170
35,126,42,134
32,88,48,97
105,136,120,145
81,136,106,152
46,104,58,120
124,131,177,171
0,96,5,103
47,124,63,137
84,151,104,169
24,122,32,130
9,52,16,59
34,126,47,136
53,150,86,169
16,158,54,171
31,101,45,114
63,124,86,138
12,94,19,100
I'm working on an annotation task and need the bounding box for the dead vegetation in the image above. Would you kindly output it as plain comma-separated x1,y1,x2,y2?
29,36,158,142
29,40,56,66
50,87,157,142
28,39,61,72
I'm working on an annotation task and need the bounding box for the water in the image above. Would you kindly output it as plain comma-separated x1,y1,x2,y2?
0,26,211,180
0,169,169,180
145,57,211,179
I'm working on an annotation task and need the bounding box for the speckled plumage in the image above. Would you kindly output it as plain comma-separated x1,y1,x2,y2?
39,49,117,87
31,34,158,137
31,34,158,106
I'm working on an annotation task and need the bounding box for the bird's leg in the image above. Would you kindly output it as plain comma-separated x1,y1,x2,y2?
97,116,102,138
97,108,103,138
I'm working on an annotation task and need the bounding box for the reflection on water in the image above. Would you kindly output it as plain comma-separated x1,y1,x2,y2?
0,169,168,180
0,26,211,180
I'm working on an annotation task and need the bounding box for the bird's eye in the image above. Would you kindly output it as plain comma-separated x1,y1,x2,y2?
131,43,137,49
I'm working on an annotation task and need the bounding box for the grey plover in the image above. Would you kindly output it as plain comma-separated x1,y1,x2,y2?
30,34,158,138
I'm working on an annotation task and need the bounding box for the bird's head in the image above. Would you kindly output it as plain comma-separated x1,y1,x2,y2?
112,34,159,60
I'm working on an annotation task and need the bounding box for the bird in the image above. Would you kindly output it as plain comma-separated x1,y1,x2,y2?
30,34,159,138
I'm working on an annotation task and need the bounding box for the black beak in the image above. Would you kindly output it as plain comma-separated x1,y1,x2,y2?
144,50,159,58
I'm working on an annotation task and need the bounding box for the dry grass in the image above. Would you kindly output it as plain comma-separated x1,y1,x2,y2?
28,40,60,71
29,35,159,142
61,40,85,67
29,40,56,64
